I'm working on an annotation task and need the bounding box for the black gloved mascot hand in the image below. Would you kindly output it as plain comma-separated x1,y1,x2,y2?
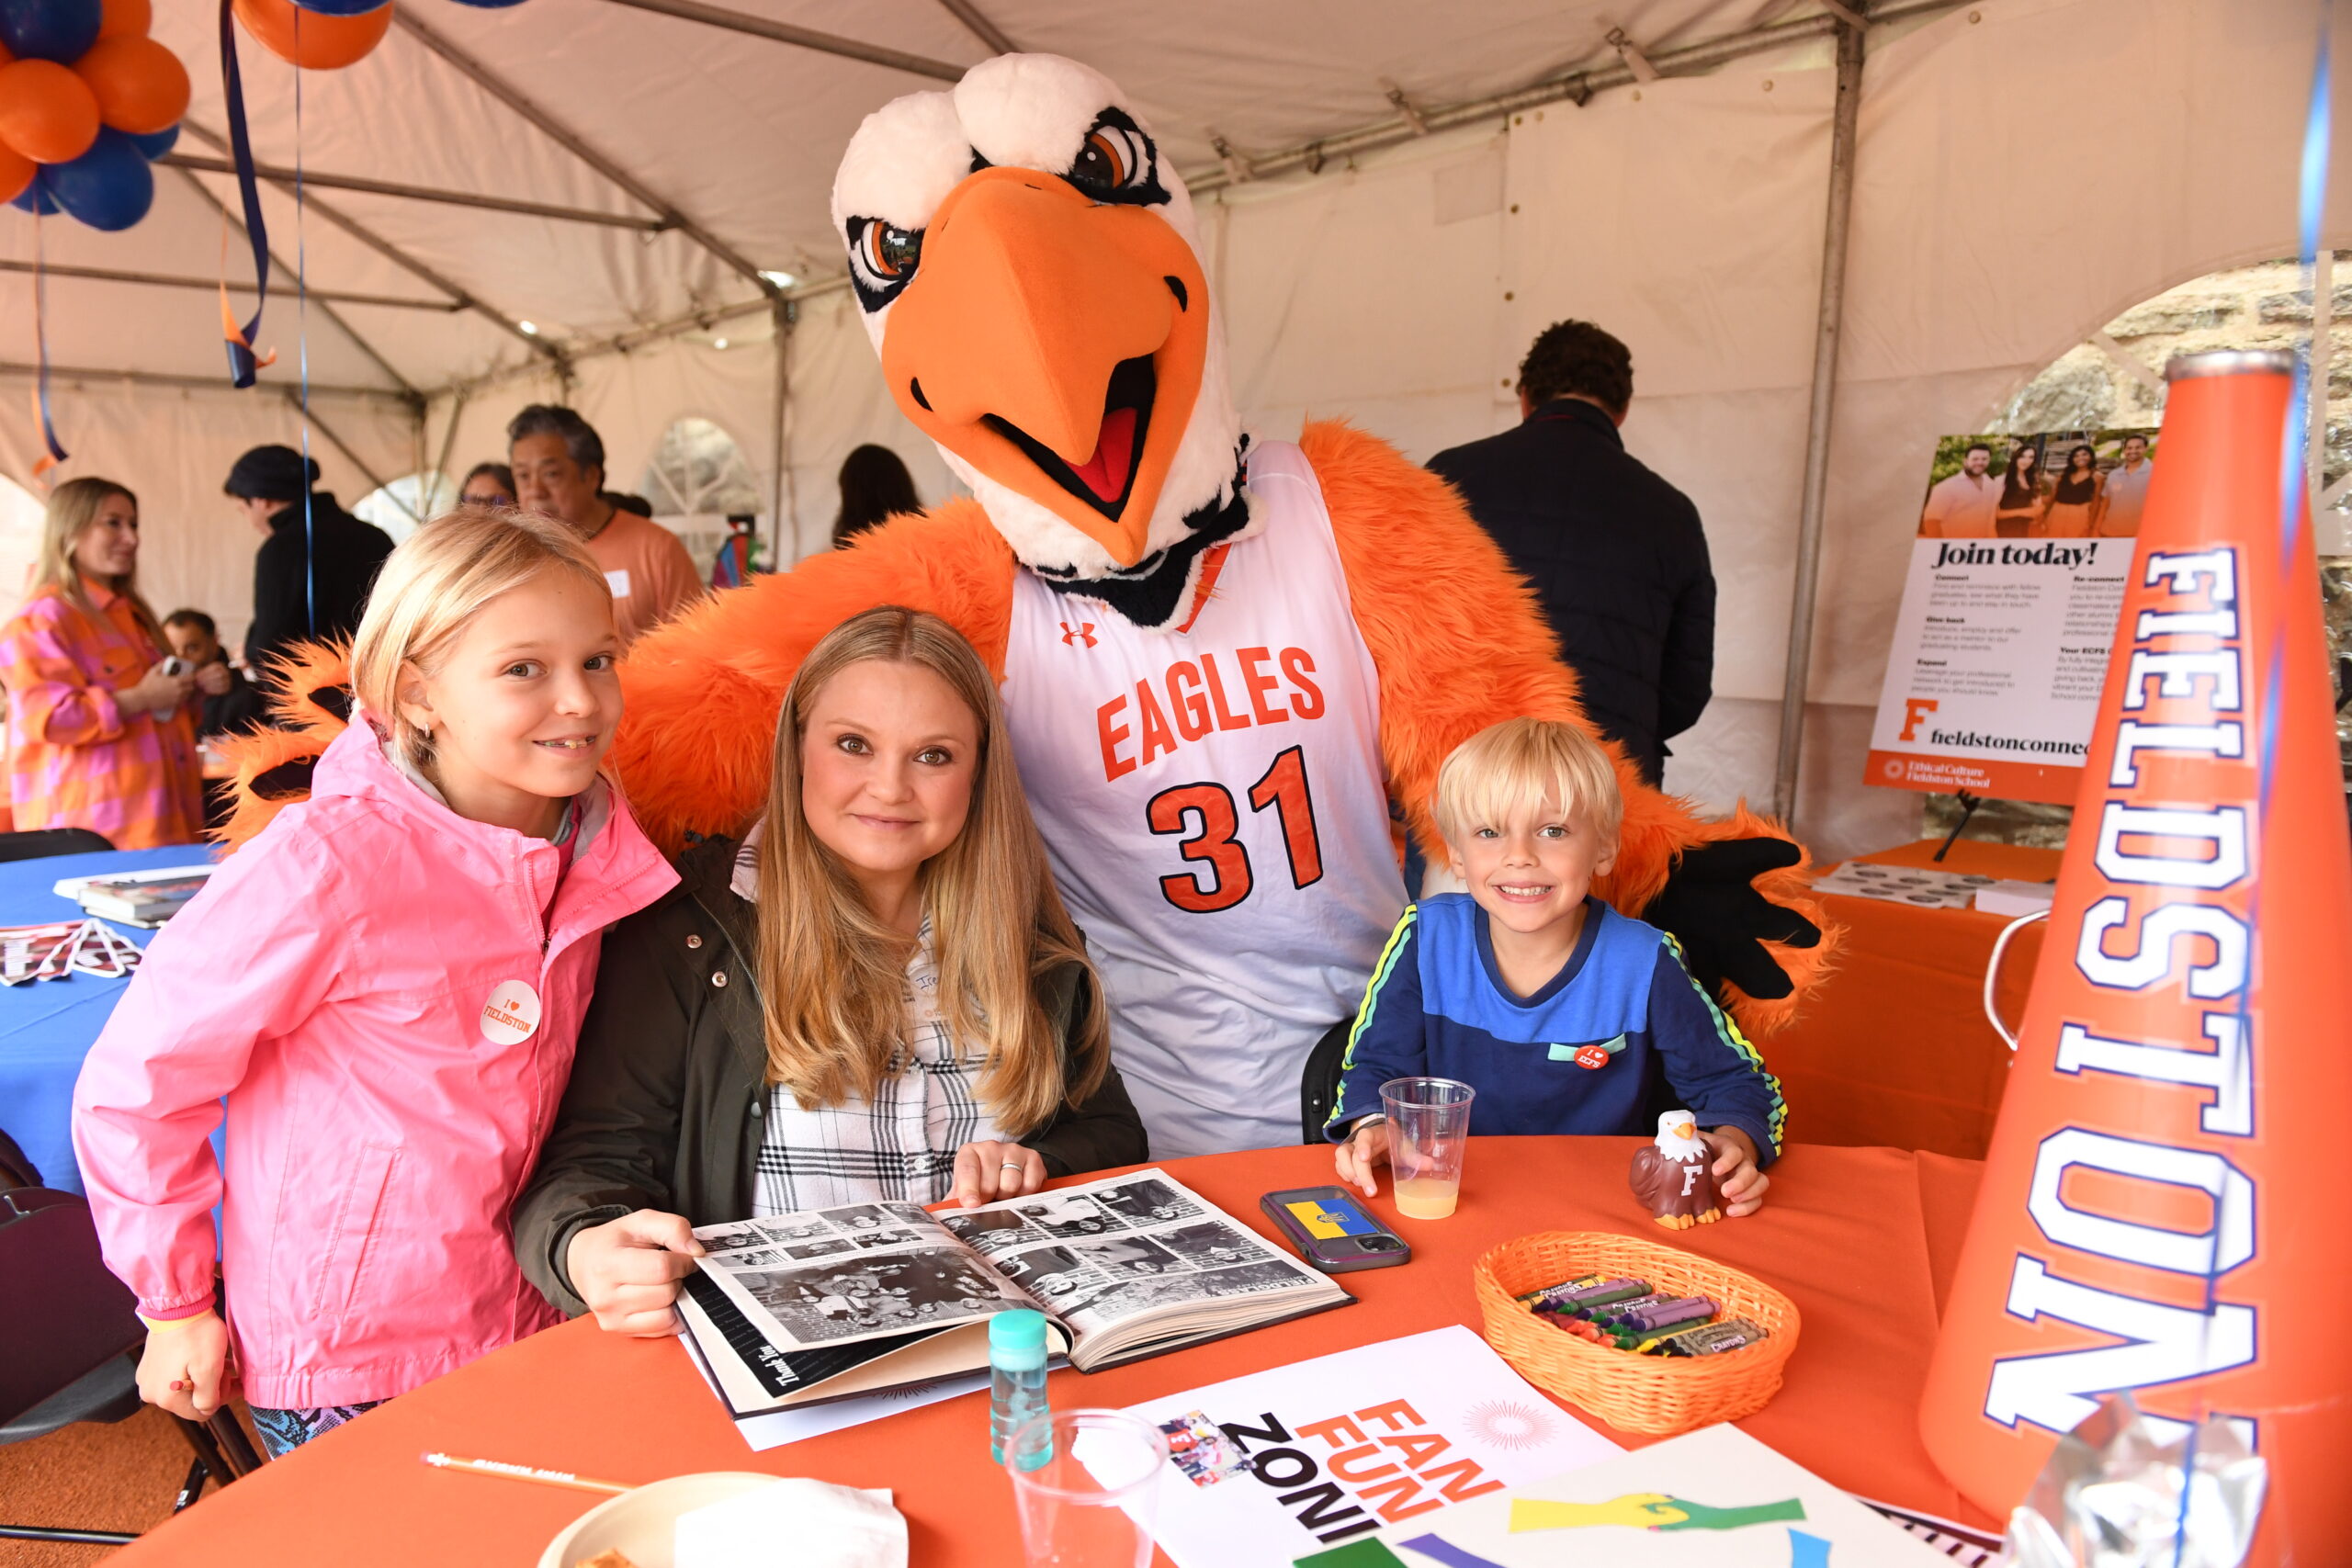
1640,836,1825,1005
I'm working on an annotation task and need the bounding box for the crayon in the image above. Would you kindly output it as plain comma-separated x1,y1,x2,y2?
1515,1273,1609,1303
1621,1295,1715,1332
1533,1277,1651,1311
1572,1291,1667,1323
1641,1317,1770,1356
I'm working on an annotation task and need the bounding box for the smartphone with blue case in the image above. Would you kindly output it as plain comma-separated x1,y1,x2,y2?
1260,1186,1413,1273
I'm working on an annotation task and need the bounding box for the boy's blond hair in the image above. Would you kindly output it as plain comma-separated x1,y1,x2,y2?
1431,718,1624,849
348,505,610,768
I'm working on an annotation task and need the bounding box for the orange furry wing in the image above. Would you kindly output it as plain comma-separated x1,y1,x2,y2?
211,639,355,852
1299,418,1838,1033
613,500,1016,853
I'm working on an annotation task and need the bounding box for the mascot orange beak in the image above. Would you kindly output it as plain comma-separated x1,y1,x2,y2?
879,166,1210,569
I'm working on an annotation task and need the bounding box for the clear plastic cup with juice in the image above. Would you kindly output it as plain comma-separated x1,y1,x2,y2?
1381,1077,1475,1219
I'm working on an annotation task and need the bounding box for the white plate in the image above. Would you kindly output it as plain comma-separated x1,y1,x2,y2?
537,1472,782,1568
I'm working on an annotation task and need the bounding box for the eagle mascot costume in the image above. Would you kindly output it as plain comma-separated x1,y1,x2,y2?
226,53,1833,1158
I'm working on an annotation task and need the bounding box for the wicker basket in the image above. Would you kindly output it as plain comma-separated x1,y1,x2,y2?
1474,1230,1800,1436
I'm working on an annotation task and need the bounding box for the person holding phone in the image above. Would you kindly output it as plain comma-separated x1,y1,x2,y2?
0,479,209,848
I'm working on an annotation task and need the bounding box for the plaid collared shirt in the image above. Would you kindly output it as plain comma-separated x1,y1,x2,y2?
734,828,1007,1216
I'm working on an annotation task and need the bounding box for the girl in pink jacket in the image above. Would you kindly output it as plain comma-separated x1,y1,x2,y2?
74,507,678,1456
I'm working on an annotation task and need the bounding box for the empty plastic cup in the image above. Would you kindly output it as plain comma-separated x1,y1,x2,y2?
1382,1076,1476,1218
1005,1408,1169,1568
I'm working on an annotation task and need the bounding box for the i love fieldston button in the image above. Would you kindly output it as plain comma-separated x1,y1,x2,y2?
480,979,542,1044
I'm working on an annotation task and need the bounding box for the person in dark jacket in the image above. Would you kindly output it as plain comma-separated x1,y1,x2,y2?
161,609,266,739
1428,320,1715,787
514,607,1147,1332
222,445,393,687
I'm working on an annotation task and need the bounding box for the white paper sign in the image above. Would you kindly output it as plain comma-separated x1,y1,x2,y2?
605,568,633,600
1118,1325,1620,1568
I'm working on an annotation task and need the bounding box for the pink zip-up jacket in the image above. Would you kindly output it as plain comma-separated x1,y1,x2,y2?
73,718,678,1409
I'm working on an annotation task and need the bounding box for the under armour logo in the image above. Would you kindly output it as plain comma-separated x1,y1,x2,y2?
1059,622,1098,649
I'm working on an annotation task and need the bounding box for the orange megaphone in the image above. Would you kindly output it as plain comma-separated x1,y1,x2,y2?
1917,350,2352,1562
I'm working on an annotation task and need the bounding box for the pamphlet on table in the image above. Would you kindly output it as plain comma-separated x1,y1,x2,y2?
1114,1325,1623,1568
678,1168,1351,1416
1284,1421,1963,1567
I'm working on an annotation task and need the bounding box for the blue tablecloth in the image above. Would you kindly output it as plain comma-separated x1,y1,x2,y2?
0,844,219,1195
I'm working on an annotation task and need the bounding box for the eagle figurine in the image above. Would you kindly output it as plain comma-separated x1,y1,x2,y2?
220,54,1835,1160
1629,1111,1724,1229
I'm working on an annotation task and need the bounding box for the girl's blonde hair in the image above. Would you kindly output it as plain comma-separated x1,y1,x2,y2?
1432,717,1625,850
348,505,610,767
756,606,1109,1134
35,478,165,644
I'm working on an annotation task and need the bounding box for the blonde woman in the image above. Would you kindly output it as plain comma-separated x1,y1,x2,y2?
74,506,677,1455
0,478,214,846
516,606,1146,1337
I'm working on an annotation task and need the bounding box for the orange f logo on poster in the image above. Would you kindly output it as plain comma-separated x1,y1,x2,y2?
1918,355,2352,1562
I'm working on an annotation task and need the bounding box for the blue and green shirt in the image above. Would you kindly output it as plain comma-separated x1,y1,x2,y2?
1324,894,1784,1163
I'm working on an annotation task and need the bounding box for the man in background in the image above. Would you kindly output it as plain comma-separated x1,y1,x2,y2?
507,406,706,644
224,445,394,687
1919,442,2001,538
1428,320,1715,788
2097,433,2154,536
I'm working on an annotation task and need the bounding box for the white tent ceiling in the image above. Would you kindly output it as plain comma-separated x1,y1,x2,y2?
0,0,2343,854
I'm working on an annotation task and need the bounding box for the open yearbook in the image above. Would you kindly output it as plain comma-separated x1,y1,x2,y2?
678,1168,1352,1415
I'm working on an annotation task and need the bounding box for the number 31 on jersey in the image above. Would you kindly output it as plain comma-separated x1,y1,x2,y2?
1146,745,1325,913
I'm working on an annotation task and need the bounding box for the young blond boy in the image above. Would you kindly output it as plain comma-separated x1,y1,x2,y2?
1329,718,1781,1212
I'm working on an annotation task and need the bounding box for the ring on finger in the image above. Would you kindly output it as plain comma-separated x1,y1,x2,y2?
1000,1160,1023,1172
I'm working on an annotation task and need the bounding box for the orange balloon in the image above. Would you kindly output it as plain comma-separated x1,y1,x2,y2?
74,37,189,136
0,143,34,206
231,0,391,71
96,0,152,41
0,60,101,165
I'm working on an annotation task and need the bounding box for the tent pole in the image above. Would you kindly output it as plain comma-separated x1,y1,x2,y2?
179,124,558,367
171,166,423,399
393,10,781,301
586,0,964,82
0,362,413,403
769,301,792,565
160,154,667,231
933,0,1016,55
0,259,458,311
1769,9,1868,827
289,391,417,524
431,390,470,506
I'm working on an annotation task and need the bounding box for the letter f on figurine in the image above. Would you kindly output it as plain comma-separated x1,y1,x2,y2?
1631,1111,1723,1229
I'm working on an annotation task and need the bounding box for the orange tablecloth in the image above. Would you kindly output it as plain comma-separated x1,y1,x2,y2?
117,1138,1996,1563
1767,838,2062,1160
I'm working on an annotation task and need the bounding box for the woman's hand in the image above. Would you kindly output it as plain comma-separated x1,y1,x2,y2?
951,1141,1046,1208
1334,1119,1392,1199
1702,1128,1770,1218
136,1310,232,1420
119,661,196,716
565,1210,705,1337
194,661,232,697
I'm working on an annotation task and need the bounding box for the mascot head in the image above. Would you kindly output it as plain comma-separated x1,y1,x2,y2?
831,54,1250,628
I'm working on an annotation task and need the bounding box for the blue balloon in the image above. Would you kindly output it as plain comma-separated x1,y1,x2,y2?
125,124,179,161
0,0,102,63
47,128,153,232
8,174,61,216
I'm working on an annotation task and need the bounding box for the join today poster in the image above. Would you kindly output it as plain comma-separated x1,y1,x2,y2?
1864,427,2159,805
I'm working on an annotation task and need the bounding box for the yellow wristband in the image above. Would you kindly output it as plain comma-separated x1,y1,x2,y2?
138,1311,211,1334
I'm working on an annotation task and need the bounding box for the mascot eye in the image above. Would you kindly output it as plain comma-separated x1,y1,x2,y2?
846,217,923,310
1065,112,1161,204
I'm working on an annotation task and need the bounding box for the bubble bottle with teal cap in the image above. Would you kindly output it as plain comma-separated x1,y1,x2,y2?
989,1308,1052,1470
